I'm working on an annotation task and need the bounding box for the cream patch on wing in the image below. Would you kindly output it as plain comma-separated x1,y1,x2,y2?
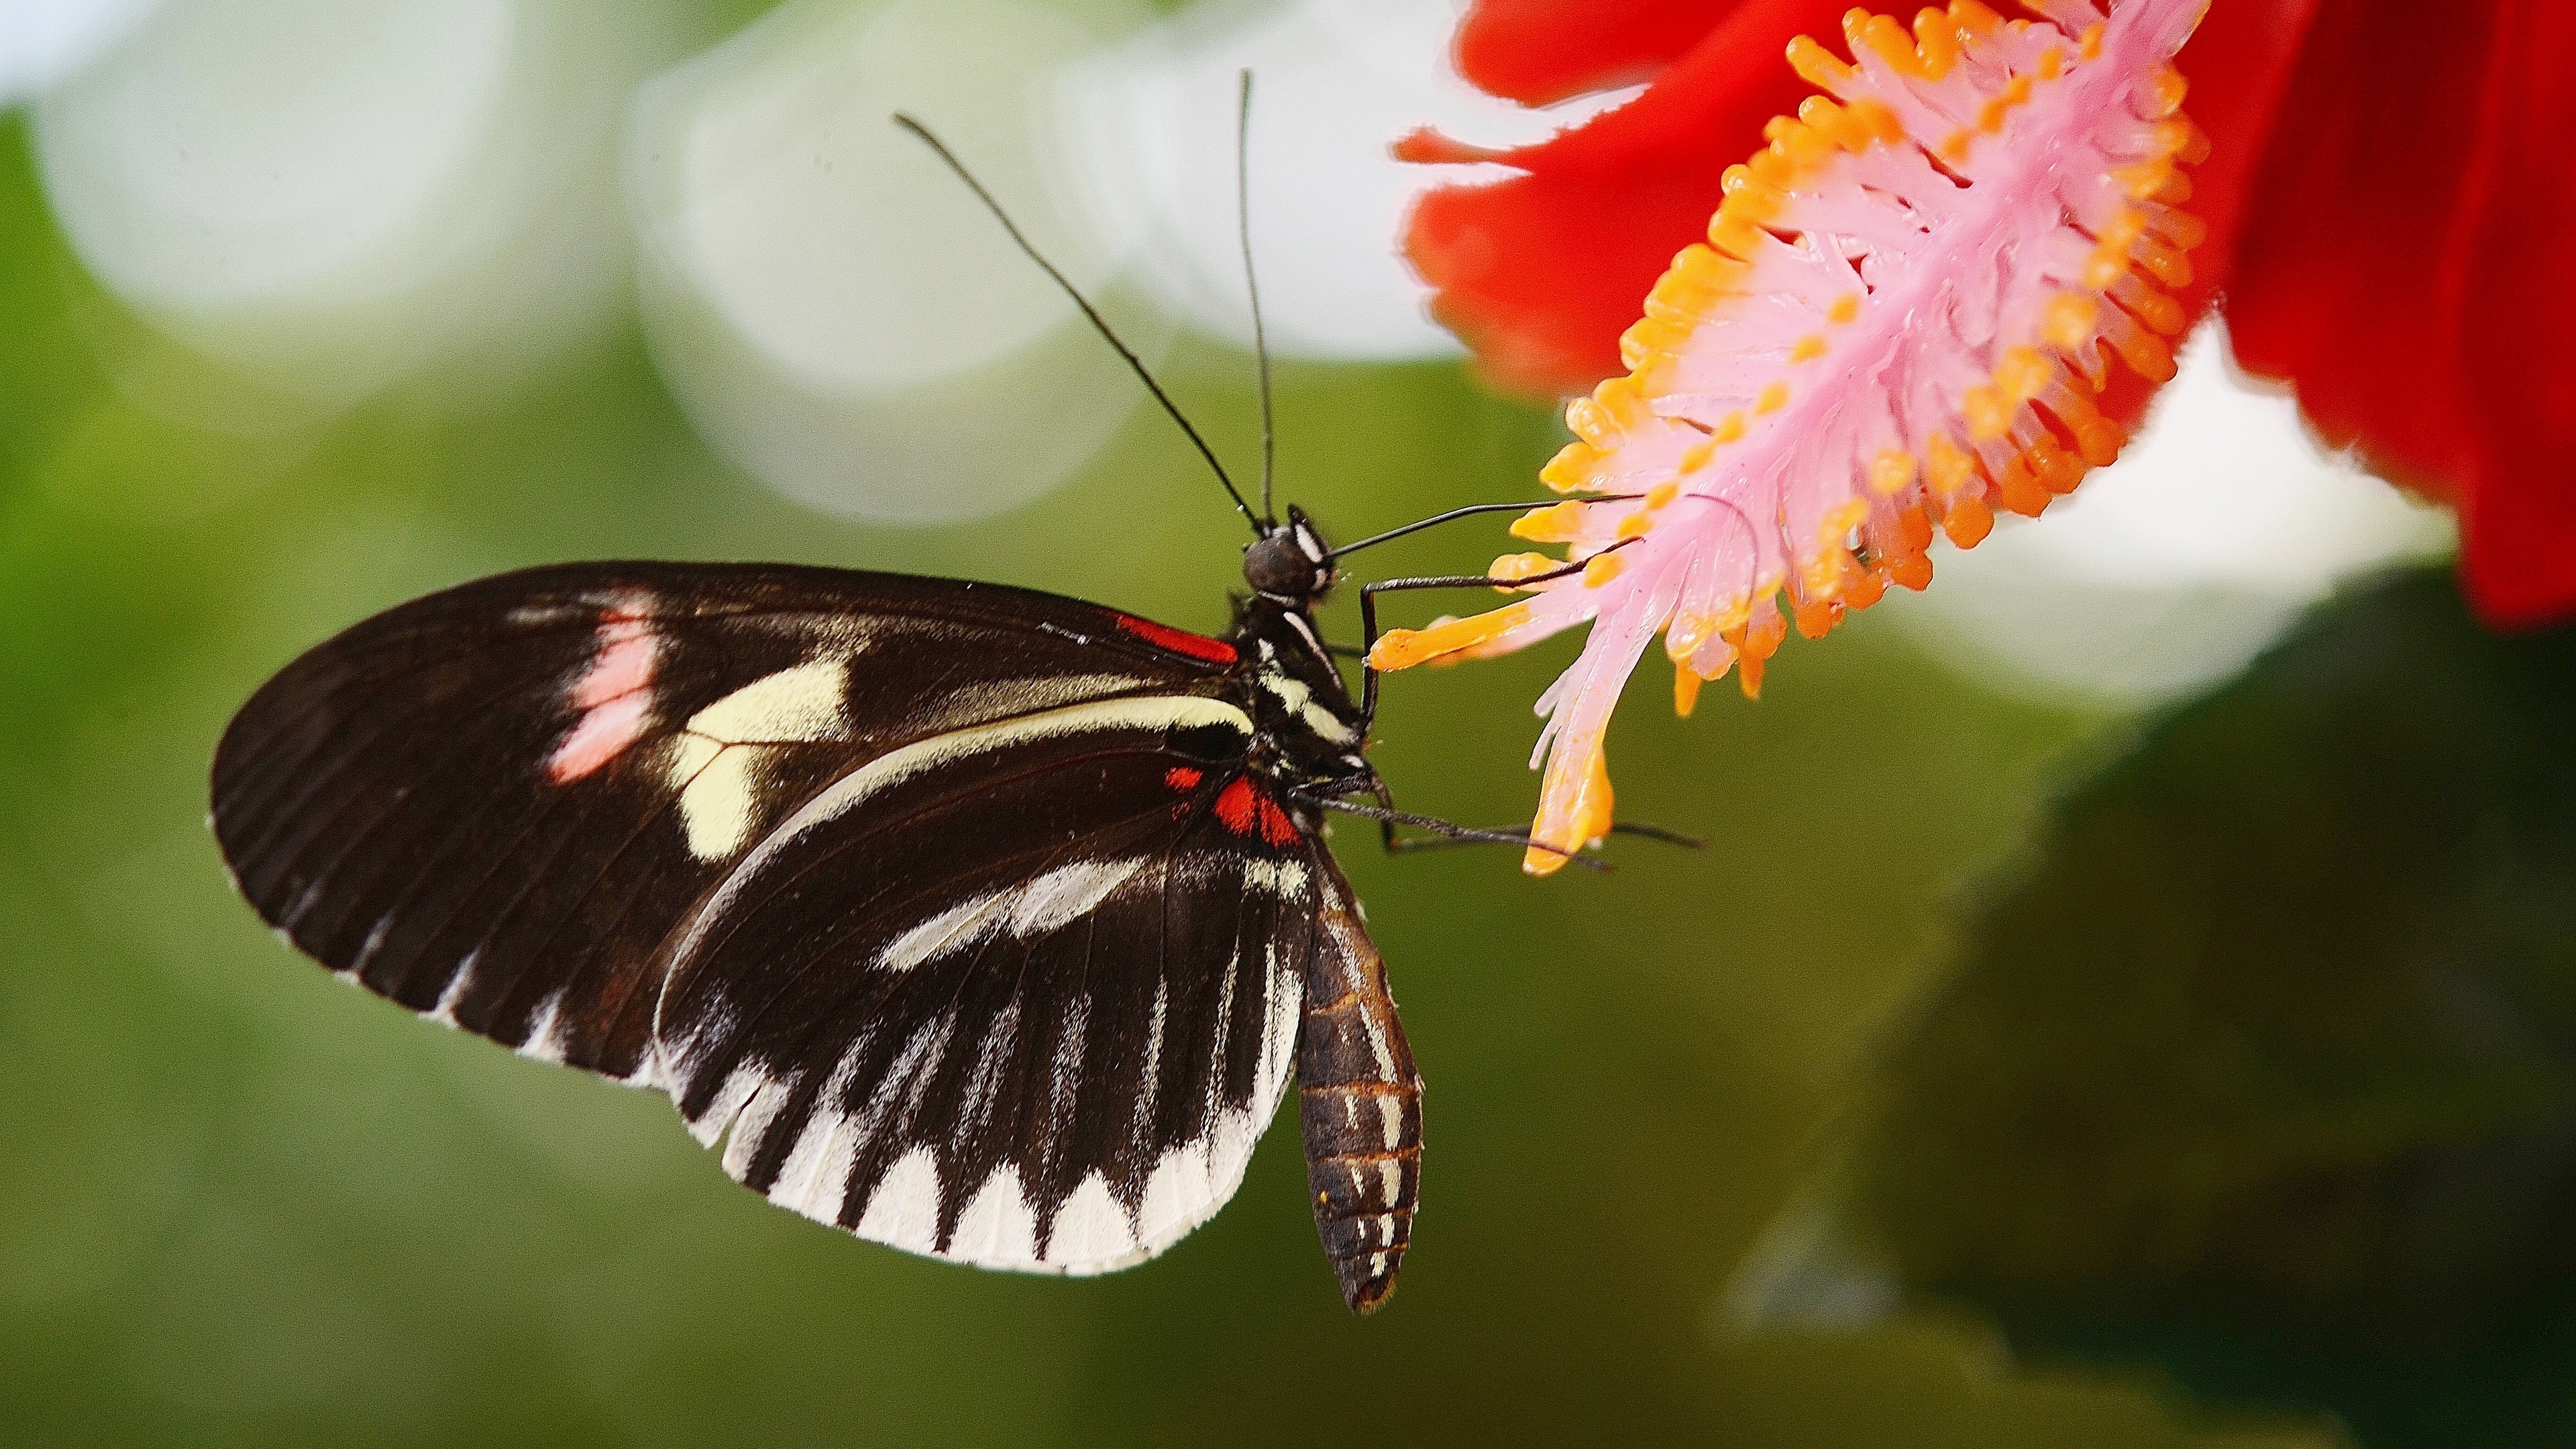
665,656,851,861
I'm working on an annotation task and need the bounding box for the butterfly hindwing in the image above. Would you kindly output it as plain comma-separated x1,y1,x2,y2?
210,561,1238,1086
652,701,1323,1271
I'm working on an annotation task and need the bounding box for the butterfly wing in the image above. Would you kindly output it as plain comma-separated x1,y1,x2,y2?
650,702,1326,1271
211,560,1240,1087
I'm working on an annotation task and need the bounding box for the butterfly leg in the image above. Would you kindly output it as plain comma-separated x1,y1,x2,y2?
1353,538,1641,730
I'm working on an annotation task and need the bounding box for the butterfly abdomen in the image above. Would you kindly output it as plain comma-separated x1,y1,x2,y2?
1296,874,1422,1313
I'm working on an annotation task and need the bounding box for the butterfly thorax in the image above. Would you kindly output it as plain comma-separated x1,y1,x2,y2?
1230,509,1373,814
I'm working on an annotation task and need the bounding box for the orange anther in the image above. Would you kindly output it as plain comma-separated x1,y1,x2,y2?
2028,435,2085,493
1616,512,1656,540
1709,214,1768,260
1582,551,1625,588
2115,277,2186,336
1540,441,1601,494
1949,0,2000,34
2114,327,2176,382
1487,552,1558,591
2133,236,2194,288
2149,64,2188,115
1829,292,1863,325
1942,492,1994,547
1369,602,1533,671
1673,663,1703,718
1996,454,2050,517
1870,449,1918,494
1756,380,1791,414
1911,10,1957,77
1510,500,1593,542
1790,333,1828,363
2078,21,2104,59
2148,207,2208,250
1786,34,1857,91
1646,481,1680,509
1793,596,1843,639
1887,548,1933,590
1857,13,1926,76
1713,412,1749,443
1680,439,1715,473
1898,504,1934,552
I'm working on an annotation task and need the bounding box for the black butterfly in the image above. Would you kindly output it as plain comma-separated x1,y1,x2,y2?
208,99,1641,1314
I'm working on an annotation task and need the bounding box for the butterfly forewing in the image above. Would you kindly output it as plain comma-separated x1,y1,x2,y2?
211,561,1236,1086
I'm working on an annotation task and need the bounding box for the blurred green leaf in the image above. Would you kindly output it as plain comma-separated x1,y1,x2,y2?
1835,566,2576,1445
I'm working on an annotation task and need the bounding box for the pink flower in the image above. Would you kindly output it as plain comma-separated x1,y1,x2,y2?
1373,0,2211,873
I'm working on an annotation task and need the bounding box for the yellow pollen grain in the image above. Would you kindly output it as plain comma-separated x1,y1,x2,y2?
1869,449,1917,494
1713,412,1748,443
1487,552,1557,592
1756,381,1791,414
2037,46,2063,80
1680,440,1715,473
1790,333,1828,363
1646,481,1680,508
1829,292,1862,324
1582,552,1625,588
1617,513,1656,541
1940,129,1972,162
2080,21,2104,59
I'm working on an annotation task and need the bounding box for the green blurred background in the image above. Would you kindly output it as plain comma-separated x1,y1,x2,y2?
7,4,2575,1445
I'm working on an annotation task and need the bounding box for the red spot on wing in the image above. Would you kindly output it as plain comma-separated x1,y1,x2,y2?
1164,767,1203,792
1212,775,1301,846
1214,777,1258,834
1254,793,1299,846
1112,614,1238,665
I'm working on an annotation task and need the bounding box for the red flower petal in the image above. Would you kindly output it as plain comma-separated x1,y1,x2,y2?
2229,0,2576,626
1401,0,1849,396
2456,6,2576,624
1452,0,1754,107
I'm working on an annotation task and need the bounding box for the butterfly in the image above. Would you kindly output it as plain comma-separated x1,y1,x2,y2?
204,98,1656,1315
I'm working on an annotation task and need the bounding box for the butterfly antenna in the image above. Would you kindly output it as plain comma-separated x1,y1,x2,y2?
1236,70,1277,529
892,113,1263,538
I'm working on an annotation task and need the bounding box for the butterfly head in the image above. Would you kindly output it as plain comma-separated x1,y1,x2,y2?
1242,505,1334,606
